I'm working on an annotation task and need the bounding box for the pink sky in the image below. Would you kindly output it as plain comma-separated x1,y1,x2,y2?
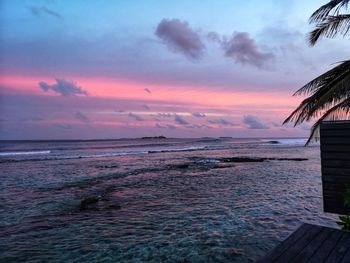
1,0,344,139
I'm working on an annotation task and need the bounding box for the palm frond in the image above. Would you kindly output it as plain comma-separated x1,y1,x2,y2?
291,73,350,124
284,60,350,125
305,97,350,145
310,0,350,23
293,60,350,96
309,14,350,45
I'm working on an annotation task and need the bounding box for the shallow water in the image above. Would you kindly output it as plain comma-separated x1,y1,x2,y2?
0,138,338,262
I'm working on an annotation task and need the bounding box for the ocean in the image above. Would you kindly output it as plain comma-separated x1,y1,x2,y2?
0,138,338,262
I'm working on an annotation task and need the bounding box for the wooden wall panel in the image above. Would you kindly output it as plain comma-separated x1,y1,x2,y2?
320,121,350,214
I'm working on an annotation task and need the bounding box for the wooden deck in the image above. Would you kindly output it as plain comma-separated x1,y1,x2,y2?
257,223,350,263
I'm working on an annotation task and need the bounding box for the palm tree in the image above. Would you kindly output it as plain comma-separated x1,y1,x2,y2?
284,0,350,144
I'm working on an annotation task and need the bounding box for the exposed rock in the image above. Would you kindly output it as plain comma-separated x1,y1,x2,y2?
217,156,308,163
95,164,119,169
220,157,265,163
272,158,308,161
175,163,190,169
141,135,166,139
79,195,121,211
80,196,99,211
108,204,121,210
267,140,280,144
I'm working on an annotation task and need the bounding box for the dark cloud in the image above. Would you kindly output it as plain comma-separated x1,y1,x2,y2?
144,88,152,94
54,123,72,130
218,32,274,69
155,18,205,60
158,113,174,118
156,123,177,130
207,32,221,42
18,116,44,122
75,112,90,123
208,118,237,126
39,79,87,97
28,6,61,19
128,112,144,121
142,104,150,110
243,115,269,129
174,114,189,125
192,112,206,118
186,124,209,129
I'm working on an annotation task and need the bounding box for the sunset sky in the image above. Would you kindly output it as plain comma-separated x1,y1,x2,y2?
0,0,347,140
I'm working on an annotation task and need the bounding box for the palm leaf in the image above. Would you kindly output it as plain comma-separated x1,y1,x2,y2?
293,60,350,96
310,0,350,23
291,73,350,124
309,14,350,45
284,60,350,125
305,97,350,144
308,73,350,113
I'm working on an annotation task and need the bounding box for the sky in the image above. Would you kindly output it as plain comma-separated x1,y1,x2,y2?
0,0,348,140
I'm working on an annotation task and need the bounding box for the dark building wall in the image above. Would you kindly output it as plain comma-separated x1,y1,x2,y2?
320,121,350,214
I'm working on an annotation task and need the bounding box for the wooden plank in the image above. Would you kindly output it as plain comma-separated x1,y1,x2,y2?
320,137,350,144
323,205,350,215
321,130,350,137
322,197,346,206
275,224,322,262
290,227,334,263
257,224,350,263
323,174,350,181
323,160,350,169
307,229,344,263
321,144,350,152
321,152,350,160
341,243,350,263
322,166,350,174
322,184,347,191
320,122,350,130
321,142,350,147
256,224,311,263
324,230,350,263
322,196,347,205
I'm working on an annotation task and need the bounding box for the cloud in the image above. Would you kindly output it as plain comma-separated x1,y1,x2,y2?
28,6,61,19
299,123,311,131
208,118,237,126
218,32,274,69
18,116,44,122
156,123,177,130
186,124,209,129
155,18,205,60
243,115,269,129
54,123,72,130
158,113,174,118
207,32,221,42
75,112,90,123
142,104,150,110
39,79,87,97
192,112,206,118
174,114,189,125
144,88,152,94
128,112,144,121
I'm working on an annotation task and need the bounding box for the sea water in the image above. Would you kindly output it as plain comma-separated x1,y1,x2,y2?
0,138,338,262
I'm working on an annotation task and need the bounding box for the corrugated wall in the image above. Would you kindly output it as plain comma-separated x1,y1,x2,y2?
320,121,350,214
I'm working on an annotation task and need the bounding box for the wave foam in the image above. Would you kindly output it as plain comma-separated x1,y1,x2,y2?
0,150,51,156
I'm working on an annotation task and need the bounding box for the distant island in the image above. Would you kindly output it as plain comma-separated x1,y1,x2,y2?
141,136,167,139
